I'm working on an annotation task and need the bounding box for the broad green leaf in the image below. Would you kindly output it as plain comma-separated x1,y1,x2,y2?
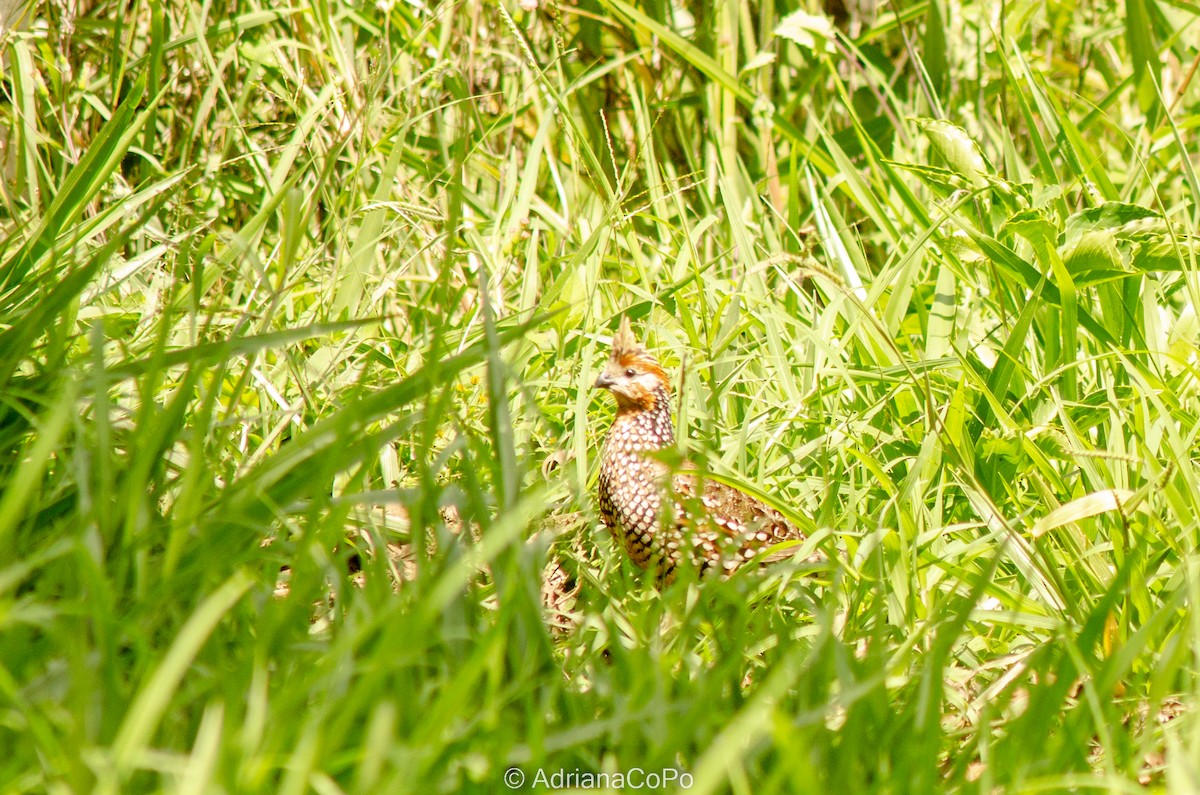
740,51,776,73
1133,239,1200,271
914,118,990,189
775,10,836,53
1001,208,1059,250
1064,202,1163,244
1031,490,1140,538
1064,230,1128,285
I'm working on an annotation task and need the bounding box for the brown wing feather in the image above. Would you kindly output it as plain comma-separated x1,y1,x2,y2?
669,469,804,576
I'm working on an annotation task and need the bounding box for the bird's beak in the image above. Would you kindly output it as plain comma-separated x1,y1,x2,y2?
593,372,616,389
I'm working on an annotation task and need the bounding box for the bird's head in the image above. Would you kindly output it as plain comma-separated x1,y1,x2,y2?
593,316,671,412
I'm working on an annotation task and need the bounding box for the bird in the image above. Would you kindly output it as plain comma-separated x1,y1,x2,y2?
593,316,806,584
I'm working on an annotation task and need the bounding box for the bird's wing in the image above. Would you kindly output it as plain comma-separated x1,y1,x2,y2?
669,470,804,571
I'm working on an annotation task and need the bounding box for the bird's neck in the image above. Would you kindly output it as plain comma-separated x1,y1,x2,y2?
612,385,675,450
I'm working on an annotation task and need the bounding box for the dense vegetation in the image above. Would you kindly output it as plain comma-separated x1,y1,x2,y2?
2,0,1200,791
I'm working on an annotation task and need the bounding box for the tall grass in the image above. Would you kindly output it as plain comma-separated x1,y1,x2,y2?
1,0,1199,792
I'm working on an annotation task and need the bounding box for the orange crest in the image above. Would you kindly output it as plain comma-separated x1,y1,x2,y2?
608,316,669,385
609,316,643,361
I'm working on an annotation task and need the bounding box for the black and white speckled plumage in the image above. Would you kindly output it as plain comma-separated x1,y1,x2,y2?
593,317,804,584
597,383,676,574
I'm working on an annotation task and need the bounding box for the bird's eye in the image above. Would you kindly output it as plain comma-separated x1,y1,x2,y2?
625,368,636,377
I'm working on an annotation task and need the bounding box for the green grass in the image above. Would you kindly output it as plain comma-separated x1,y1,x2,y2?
2,0,1200,792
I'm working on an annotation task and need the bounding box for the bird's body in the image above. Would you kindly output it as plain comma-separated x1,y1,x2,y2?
593,317,804,583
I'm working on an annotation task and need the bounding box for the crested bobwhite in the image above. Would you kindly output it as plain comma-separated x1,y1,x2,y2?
593,316,805,584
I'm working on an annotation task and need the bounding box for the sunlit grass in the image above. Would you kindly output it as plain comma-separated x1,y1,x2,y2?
1,0,1199,792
